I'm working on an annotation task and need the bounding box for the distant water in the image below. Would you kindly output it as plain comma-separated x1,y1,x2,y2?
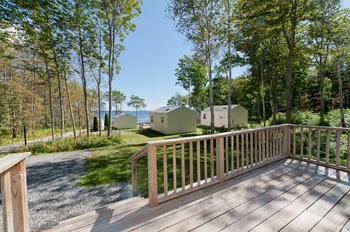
96,110,150,123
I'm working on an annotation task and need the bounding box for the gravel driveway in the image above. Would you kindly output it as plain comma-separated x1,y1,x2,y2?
0,151,134,232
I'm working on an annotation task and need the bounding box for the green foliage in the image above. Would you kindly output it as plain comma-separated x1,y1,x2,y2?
104,114,110,130
291,110,321,126
267,112,286,125
14,134,123,155
93,116,98,132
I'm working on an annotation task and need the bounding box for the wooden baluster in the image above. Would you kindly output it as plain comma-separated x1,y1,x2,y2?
231,135,234,173
163,145,168,197
241,134,244,169
293,127,296,157
245,133,249,167
259,130,262,162
336,130,341,167
317,129,321,162
250,132,253,166
308,128,312,160
148,144,158,207
347,131,350,171
131,160,138,193
326,130,330,165
236,134,240,170
225,136,229,175
181,143,185,191
216,137,224,182
262,130,266,162
172,144,177,193
204,140,208,183
210,139,214,181
197,141,201,186
189,142,193,188
300,127,304,159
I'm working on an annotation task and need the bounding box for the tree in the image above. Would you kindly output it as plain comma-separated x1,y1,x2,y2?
168,0,222,133
127,95,146,119
174,55,207,107
100,0,142,137
104,113,109,131
331,9,350,127
111,90,126,115
167,92,188,106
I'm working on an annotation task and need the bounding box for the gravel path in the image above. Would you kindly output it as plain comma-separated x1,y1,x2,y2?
0,151,134,232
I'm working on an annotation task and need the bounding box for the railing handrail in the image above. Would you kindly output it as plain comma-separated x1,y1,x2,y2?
129,145,147,161
1,152,31,232
0,152,31,174
146,124,286,147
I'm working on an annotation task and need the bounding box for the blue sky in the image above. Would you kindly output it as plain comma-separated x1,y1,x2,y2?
115,0,350,111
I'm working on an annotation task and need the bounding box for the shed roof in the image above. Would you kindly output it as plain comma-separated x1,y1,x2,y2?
151,106,183,114
202,105,239,111
114,113,136,119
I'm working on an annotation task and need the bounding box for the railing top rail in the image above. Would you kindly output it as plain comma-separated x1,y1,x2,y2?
129,145,148,161
288,124,350,131
146,124,287,147
0,152,31,174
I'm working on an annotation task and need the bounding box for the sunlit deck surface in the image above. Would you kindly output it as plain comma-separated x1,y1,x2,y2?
45,158,350,232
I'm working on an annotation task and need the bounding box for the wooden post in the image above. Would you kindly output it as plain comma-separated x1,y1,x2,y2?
148,145,158,207
131,160,138,193
1,152,31,232
282,125,291,157
216,137,224,183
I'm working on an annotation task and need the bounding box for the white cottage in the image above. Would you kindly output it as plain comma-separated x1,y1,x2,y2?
113,113,137,129
201,105,248,128
150,106,197,135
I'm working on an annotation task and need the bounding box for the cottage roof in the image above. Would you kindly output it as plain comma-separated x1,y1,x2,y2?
151,106,184,113
202,105,239,111
114,113,136,118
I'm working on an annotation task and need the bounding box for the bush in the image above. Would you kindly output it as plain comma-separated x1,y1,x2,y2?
104,114,110,130
14,134,123,155
291,110,320,126
93,117,99,132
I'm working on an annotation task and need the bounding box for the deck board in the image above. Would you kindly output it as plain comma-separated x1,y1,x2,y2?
45,158,350,232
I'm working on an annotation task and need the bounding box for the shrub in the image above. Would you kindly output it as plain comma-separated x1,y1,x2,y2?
13,134,123,155
104,114,110,130
93,117,99,132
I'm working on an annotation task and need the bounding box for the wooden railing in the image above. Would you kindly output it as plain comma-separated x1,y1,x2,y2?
289,124,350,171
130,125,289,207
1,152,31,232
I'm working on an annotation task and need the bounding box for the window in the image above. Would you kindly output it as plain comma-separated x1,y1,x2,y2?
203,113,206,119
151,116,153,123
161,117,164,123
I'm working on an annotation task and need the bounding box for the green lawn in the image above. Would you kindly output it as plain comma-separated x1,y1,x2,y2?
78,128,203,188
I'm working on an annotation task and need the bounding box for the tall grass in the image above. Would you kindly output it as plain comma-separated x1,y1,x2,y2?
13,134,123,155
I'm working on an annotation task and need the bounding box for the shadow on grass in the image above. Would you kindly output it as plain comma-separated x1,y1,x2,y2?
78,144,146,187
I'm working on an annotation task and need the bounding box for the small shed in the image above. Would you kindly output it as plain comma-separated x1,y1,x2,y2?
150,106,197,135
113,113,137,129
201,105,248,128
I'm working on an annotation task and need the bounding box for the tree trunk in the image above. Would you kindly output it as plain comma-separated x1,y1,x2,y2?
337,54,345,127
78,32,90,137
53,51,65,137
64,73,77,139
42,52,55,141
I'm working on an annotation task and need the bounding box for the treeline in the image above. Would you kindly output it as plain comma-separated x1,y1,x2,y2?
0,0,142,140
167,0,350,129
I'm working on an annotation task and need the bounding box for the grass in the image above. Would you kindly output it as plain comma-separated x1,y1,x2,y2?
77,128,203,188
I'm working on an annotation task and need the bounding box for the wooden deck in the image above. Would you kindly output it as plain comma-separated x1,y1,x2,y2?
45,158,350,232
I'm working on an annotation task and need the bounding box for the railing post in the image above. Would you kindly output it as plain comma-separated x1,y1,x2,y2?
148,144,158,207
282,125,291,157
1,153,31,232
216,137,224,183
131,160,138,193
